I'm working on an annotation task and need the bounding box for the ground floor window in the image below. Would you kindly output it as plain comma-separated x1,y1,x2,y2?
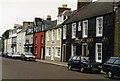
46,47,51,56
55,47,61,57
95,43,102,63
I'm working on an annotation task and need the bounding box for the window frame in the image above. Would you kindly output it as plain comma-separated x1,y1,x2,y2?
72,23,76,39
63,25,67,39
82,20,88,38
96,17,103,37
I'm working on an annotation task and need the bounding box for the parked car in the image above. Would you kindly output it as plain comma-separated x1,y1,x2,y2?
11,52,21,59
0,51,2,57
68,55,102,73
5,52,13,58
102,57,120,78
21,52,36,61
2,52,7,57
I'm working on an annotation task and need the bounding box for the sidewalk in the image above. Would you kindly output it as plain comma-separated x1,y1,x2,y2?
36,59,68,67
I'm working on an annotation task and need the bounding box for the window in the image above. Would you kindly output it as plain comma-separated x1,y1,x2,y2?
41,35,44,44
78,22,81,31
63,25,67,39
47,47,51,56
96,17,103,37
72,23,76,39
63,16,67,20
52,30,55,40
114,59,120,65
96,43,102,63
83,20,88,38
47,31,49,41
107,58,116,64
55,47,60,57
57,28,61,40
35,36,37,44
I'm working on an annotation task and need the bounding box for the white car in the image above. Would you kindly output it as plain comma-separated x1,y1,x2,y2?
21,52,36,61
11,52,21,59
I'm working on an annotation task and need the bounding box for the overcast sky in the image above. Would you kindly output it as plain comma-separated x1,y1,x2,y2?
0,0,118,37
0,0,77,36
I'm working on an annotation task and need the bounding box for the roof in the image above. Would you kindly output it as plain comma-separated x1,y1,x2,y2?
45,24,62,31
63,2,113,24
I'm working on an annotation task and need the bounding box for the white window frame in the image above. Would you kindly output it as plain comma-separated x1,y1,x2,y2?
96,17,103,37
82,20,88,38
63,25,67,39
78,21,81,31
95,43,102,63
47,31,49,41
52,30,55,41
57,28,61,40
72,23,76,39
46,46,51,57
55,46,61,58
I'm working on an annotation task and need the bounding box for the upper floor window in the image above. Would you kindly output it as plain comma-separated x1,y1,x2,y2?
72,23,76,39
96,17,103,37
52,30,55,41
57,28,61,40
35,36,37,44
63,25,67,39
78,21,81,31
47,31,49,41
41,35,44,44
83,20,88,38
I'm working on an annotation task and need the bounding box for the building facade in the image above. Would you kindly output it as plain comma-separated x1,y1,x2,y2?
62,2,115,63
45,4,72,61
24,22,34,54
34,17,56,59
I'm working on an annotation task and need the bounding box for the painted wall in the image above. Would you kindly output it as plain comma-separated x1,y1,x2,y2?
45,28,62,61
17,32,25,54
34,32,45,59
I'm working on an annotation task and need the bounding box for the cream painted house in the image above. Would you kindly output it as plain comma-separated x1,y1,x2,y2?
45,25,62,61
17,30,25,54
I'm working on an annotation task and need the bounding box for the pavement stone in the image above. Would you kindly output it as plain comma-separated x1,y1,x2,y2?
36,59,68,67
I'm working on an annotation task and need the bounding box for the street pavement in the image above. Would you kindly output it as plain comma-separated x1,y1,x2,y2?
1,57,120,80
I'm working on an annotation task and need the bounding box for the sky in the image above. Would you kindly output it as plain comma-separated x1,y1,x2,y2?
0,0,119,37
0,0,77,36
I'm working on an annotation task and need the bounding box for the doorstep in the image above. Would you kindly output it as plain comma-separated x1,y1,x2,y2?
36,59,68,67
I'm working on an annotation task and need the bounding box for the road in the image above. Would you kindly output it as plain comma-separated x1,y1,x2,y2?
1,57,120,80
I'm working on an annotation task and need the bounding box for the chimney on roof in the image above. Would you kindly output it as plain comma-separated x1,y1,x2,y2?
62,4,67,8
58,4,71,15
77,0,92,10
46,15,51,20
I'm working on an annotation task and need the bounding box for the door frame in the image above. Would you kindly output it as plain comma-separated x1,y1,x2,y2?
95,43,102,63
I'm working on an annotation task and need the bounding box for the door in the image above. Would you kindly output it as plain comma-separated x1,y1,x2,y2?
40,47,43,60
95,43,102,63
62,44,66,62
71,44,76,57
51,47,54,60
82,43,88,56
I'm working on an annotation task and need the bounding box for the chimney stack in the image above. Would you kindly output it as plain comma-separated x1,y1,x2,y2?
46,15,51,20
58,4,71,15
77,0,92,10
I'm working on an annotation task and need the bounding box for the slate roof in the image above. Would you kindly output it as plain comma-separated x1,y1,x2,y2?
63,2,114,24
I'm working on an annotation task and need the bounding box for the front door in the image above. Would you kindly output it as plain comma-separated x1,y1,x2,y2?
51,47,54,60
82,43,88,56
62,44,66,62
